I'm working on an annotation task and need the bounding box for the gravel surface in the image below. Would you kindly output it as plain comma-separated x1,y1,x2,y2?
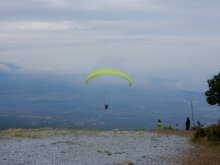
0,129,194,165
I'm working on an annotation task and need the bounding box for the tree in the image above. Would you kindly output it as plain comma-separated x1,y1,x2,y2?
205,72,220,106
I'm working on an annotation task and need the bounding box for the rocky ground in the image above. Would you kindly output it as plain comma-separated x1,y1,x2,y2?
0,128,220,165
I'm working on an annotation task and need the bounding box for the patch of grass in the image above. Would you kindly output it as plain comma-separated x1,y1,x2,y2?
98,150,119,155
15,133,23,138
51,141,62,145
63,141,74,145
51,141,59,145
14,133,38,139
164,125,174,130
128,163,134,165
51,141,74,145
191,140,220,150
104,150,112,155
27,135,38,139
114,151,125,154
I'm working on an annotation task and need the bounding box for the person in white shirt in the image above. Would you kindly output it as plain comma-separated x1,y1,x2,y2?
175,124,179,130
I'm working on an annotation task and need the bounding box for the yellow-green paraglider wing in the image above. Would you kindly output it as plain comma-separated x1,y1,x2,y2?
86,68,132,86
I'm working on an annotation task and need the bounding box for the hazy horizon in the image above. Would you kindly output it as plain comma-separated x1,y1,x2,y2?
0,69,219,130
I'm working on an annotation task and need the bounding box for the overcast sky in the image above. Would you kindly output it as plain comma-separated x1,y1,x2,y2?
0,0,220,92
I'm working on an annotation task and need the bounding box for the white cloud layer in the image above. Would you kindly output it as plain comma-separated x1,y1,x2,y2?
0,0,220,92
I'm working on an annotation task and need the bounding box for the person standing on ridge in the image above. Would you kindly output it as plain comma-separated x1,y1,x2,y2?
185,117,190,130
175,124,179,130
197,121,203,128
157,119,162,129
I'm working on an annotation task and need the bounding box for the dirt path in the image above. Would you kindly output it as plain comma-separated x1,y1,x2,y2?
148,129,220,165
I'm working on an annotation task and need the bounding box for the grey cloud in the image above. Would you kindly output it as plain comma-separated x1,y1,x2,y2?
0,0,220,92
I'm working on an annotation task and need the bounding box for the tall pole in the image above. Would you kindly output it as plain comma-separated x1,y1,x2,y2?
191,101,195,127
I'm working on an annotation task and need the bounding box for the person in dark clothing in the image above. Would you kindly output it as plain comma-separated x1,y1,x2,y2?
104,104,109,109
185,117,190,130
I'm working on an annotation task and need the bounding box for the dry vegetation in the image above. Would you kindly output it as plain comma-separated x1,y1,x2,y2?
148,129,220,165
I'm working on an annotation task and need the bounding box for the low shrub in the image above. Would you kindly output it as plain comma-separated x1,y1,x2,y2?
164,125,174,130
194,124,220,142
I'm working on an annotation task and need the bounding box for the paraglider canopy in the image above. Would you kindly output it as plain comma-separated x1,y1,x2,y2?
86,68,132,86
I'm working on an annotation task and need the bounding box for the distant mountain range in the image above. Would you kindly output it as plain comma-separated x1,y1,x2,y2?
0,62,19,70
0,62,19,79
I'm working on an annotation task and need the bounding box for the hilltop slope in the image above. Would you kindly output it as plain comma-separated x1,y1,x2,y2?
0,128,195,165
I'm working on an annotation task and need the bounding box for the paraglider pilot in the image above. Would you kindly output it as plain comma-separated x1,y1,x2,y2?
104,104,109,109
